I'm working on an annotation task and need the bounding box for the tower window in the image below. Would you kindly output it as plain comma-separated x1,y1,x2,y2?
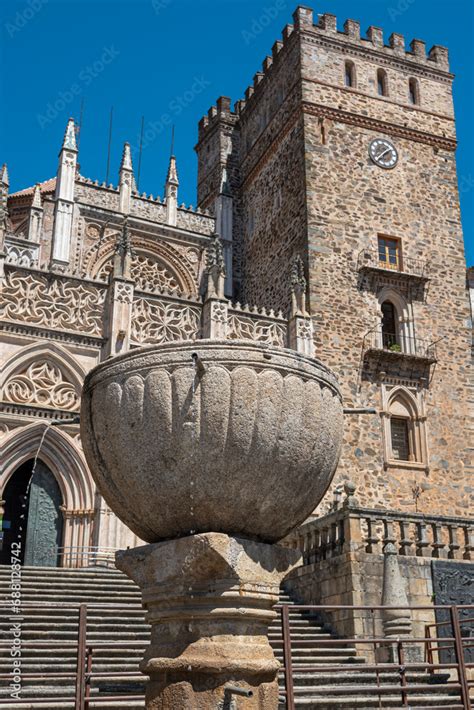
383,388,426,466
377,68,388,97
408,78,420,105
378,236,401,271
390,418,410,461
344,60,356,88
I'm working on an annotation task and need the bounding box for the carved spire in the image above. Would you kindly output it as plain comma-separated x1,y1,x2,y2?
119,142,136,214
27,184,43,242
32,183,42,208
52,118,77,263
166,154,179,186
0,164,9,249
113,216,134,279
1,163,9,188
290,255,307,316
120,142,133,172
165,155,179,226
205,233,226,300
62,117,78,152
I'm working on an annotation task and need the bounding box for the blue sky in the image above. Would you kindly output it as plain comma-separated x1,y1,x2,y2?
1,0,473,263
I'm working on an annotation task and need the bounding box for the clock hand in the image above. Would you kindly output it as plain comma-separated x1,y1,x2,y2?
377,147,391,159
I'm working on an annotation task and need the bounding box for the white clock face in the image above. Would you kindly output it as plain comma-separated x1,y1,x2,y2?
369,138,398,169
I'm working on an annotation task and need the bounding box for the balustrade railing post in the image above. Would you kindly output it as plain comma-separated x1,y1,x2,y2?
399,520,413,556
450,605,471,709
448,525,461,560
432,523,446,559
463,525,474,561
365,517,379,554
416,522,430,557
281,604,295,710
75,604,87,710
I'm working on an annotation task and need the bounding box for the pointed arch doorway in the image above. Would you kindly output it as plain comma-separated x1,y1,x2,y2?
1,460,64,567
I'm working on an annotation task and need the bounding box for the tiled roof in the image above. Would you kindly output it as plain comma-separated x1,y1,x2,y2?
9,177,56,199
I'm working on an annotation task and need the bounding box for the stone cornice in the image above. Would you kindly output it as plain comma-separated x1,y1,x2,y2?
0,321,104,348
300,30,454,84
302,101,457,151
301,75,455,123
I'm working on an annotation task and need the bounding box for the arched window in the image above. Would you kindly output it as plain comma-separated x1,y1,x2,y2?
381,300,399,350
377,68,388,97
408,77,420,105
344,60,356,88
387,392,420,462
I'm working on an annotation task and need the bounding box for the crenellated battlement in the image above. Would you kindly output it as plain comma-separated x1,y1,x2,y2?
197,5,452,147
197,95,239,142
293,6,450,72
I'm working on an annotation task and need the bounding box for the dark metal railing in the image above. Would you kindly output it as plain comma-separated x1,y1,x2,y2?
363,328,437,361
0,601,472,709
358,249,429,279
277,603,473,710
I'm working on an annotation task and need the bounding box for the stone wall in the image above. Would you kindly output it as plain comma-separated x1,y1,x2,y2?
195,6,472,518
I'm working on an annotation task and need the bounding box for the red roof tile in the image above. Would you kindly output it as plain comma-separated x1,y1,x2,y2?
9,177,56,199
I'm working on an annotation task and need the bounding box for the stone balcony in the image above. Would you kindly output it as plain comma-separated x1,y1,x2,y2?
363,328,438,365
357,250,430,301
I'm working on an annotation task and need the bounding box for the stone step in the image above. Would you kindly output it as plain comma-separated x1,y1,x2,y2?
0,629,149,640
273,648,359,658
2,702,145,709
290,684,459,697
278,697,463,708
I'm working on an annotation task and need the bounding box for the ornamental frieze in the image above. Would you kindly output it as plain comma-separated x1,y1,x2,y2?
0,268,106,337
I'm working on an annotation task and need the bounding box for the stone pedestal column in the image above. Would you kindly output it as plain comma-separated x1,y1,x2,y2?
116,532,300,710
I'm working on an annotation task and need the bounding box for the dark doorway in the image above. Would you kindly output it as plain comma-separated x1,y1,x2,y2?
1,460,63,567
381,300,398,348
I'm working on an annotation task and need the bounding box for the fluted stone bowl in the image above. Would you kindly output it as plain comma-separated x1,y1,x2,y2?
80,339,343,543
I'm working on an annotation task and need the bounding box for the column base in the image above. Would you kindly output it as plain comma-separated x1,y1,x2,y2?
116,532,300,710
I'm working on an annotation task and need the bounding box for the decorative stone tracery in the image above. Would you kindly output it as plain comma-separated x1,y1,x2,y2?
130,297,201,345
0,268,106,336
2,360,80,411
97,252,181,293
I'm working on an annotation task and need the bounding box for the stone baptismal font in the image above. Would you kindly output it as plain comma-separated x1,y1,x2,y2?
80,248,344,709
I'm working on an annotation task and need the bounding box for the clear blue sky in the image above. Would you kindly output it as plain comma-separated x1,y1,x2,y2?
1,0,473,263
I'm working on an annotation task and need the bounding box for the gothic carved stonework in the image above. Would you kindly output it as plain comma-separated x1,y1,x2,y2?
0,269,106,336
2,360,80,411
114,282,133,304
130,297,201,345
227,312,287,347
5,243,39,267
210,302,227,323
98,253,180,293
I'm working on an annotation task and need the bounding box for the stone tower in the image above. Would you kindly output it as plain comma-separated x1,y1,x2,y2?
196,6,471,516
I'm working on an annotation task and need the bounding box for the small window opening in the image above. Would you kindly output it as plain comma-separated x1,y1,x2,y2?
381,300,398,349
345,61,356,88
409,78,419,105
390,418,410,460
377,68,388,96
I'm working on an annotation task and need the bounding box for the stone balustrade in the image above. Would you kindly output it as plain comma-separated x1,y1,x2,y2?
283,486,473,564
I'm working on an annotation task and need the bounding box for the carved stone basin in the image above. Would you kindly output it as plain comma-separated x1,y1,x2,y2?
80,339,343,543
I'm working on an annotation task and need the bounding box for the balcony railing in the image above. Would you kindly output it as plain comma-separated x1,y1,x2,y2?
358,249,429,280
363,329,437,362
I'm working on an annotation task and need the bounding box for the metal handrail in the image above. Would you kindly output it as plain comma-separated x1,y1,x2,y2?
363,326,437,360
0,602,471,709
357,248,429,278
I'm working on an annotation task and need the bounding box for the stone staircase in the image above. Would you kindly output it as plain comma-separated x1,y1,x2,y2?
0,566,462,709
